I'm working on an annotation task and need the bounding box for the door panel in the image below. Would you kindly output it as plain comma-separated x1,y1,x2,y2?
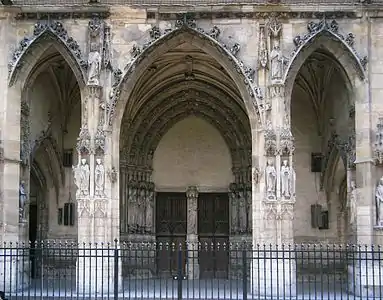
198,193,229,279
156,193,187,276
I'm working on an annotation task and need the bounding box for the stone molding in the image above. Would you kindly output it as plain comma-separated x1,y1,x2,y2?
284,18,367,82
8,20,87,87
107,13,265,128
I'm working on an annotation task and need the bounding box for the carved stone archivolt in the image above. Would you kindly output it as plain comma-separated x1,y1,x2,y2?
8,20,87,86
120,87,251,173
285,18,367,81
107,13,265,128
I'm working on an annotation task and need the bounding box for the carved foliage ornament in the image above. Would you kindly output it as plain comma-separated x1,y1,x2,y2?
9,21,87,86
287,18,367,81
264,121,277,155
107,13,264,128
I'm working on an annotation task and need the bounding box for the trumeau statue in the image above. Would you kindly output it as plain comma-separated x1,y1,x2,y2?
87,42,101,85
376,176,383,226
265,159,277,199
94,158,105,197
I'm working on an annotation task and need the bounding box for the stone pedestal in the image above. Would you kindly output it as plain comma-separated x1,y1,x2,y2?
250,251,297,297
76,247,122,295
186,234,199,280
347,245,383,298
0,222,30,292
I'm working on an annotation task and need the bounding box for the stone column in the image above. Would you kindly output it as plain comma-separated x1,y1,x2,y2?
74,84,121,294
186,186,199,279
251,17,297,295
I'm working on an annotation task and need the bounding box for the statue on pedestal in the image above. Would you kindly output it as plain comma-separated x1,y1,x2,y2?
281,160,293,199
73,158,90,197
265,159,277,199
376,176,383,226
87,42,101,85
94,158,105,197
19,181,27,221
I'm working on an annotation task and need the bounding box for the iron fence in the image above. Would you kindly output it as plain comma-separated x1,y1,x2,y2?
0,241,383,299
7,0,371,7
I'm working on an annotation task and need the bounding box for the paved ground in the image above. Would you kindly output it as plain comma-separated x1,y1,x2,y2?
4,279,372,299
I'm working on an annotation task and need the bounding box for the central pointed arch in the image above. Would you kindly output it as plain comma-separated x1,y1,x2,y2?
110,23,263,139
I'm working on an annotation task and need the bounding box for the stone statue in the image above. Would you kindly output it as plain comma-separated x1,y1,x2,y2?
127,185,137,232
348,181,357,225
280,160,292,199
229,184,238,234
186,186,198,235
270,45,284,80
79,158,90,196
265,159,277,199
19,181,27,221
94,158,105,197
145,188,154,233
137,187,146,231
246,188,252,232
87,42,101,85
376,176,383,226
238,190,247,233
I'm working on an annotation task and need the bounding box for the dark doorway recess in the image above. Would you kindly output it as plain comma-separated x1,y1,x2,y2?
198,193,229,279
156,192,187,276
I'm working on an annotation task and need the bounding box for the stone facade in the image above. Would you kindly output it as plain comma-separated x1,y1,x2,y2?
0,1,382,296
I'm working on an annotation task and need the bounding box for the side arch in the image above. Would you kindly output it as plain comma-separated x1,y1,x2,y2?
284,19,367,98
109,20,264,134
8,21,87,88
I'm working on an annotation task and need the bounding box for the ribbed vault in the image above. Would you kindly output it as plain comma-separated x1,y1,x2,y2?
120,42,251,172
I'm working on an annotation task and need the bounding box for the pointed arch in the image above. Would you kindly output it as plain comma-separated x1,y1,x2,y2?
109,23,264,135
284,19,367,98
8,21,87,89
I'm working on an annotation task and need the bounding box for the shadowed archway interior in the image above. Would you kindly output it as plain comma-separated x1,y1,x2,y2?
119,39,252,238
291,49,355,245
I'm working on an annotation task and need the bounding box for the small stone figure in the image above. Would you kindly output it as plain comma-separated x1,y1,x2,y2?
87,42,101,85
280,160,292,198
73,158,90,197
265,159,277,199
94,158,105,197
270,45,284,80
19,181,27,221
348,181,357,225
376,176,383,226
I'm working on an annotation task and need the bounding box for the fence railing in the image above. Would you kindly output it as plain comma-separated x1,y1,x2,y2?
0,241,383,299
7,0,371,7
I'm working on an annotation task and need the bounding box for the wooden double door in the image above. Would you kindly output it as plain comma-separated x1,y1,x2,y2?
156,192,229,278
